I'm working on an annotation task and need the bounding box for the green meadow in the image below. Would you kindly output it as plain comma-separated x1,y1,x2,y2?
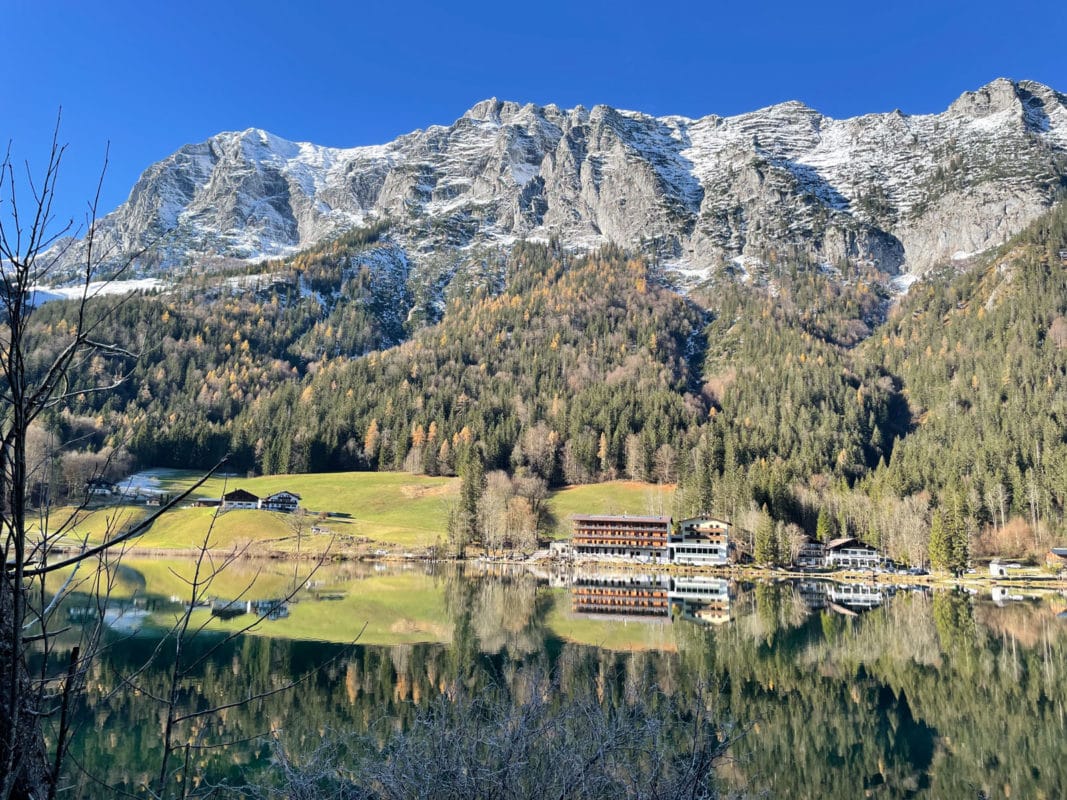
545,481,675,538
46,471,674,554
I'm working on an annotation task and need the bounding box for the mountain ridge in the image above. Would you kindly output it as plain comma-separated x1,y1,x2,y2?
58,78,1067,287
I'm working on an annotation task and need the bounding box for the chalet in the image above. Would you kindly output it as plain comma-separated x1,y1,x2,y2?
668,516,730,566
823,537,882,570
221,489,260,510
571,514,671,561
259,491,301,512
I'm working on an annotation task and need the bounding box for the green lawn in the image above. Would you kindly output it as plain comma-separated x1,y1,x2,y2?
545,481,675,538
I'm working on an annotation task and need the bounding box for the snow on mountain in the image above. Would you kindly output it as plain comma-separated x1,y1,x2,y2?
55,79,1067,286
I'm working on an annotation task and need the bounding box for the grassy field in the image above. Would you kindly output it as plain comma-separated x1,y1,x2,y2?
48,470,461,551
544,481,675,538
46,471,674,553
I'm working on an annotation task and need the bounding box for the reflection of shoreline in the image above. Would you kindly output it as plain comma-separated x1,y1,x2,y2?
50,542,1067,593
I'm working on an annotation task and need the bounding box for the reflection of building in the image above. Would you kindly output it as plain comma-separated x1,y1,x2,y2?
827,583,887,613
797,581,830,611
824,538,882,570
669,576,732,625
571,574,671,618
669,517,730,566
569,573,735,626
571,515,671,560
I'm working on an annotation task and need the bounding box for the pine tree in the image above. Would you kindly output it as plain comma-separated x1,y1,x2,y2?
928,509,950,572
815,508,833,542
754,506,777,565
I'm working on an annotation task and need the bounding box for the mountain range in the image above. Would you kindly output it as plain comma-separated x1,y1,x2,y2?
58,78,1067,287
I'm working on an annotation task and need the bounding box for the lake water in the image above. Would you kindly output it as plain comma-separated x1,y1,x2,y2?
49,559,1067,798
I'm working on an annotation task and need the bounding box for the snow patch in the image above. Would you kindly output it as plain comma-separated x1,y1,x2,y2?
890,273,919,295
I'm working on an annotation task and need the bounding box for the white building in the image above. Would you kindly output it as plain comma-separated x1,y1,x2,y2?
668,517,730,566
260,491,301,512
823,537,882,570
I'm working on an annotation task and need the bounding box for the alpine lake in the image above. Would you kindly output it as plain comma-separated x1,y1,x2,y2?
46,557,1066,799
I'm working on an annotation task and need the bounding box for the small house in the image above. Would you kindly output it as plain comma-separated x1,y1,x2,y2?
86,478,117,498
823,537,882,570
221,489,260,510
1046,547,1067,570
260,491,301,513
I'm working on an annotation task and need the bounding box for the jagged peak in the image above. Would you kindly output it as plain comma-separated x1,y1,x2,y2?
464,98,523,124
947,77,1025,117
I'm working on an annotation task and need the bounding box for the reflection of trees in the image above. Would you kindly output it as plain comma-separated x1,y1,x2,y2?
62,576,1067,799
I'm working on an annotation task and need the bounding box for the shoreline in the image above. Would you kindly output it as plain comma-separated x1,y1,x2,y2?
57,543,1067,593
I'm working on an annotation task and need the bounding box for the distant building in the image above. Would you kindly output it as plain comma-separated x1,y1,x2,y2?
669,517,730,566
221,489,260,510
1046,547,1067,570
571,514,671,560
823,537,882,570
86,478,117,498
260,491,301,512
795,539,826,569
989,561,1022,578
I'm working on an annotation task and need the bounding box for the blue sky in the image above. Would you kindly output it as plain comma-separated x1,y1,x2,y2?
4,0,1066,229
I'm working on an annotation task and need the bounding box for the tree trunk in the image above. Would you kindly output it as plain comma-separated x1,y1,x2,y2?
0,579,50,800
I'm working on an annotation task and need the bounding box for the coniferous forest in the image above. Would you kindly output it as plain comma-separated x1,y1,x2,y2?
27,201,1067,565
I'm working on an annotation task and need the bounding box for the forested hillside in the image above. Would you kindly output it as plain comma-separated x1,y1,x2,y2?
24,201,1067,564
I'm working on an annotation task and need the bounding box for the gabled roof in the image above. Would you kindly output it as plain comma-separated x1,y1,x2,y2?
223,489,259,502
824,537,877,551
265,491,302,500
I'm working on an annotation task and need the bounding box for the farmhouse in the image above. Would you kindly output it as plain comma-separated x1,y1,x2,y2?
260,491,301,512
221,489,260,510
823,537,882,570
668,516,730,566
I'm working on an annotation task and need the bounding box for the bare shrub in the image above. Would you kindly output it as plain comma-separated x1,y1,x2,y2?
254,670,739,800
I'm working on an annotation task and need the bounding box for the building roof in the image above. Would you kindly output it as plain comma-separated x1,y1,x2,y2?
265,491,302,500
223,489,260,502
678,516,731,527
572,514,671,524
824,537,877,551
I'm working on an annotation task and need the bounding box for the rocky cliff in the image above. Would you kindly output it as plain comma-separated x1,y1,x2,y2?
60,78,1067,284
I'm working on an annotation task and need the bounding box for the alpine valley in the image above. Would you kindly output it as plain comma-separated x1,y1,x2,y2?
32,77,1067,564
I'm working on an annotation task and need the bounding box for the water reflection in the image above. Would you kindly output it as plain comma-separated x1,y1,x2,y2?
50,560,1067,799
